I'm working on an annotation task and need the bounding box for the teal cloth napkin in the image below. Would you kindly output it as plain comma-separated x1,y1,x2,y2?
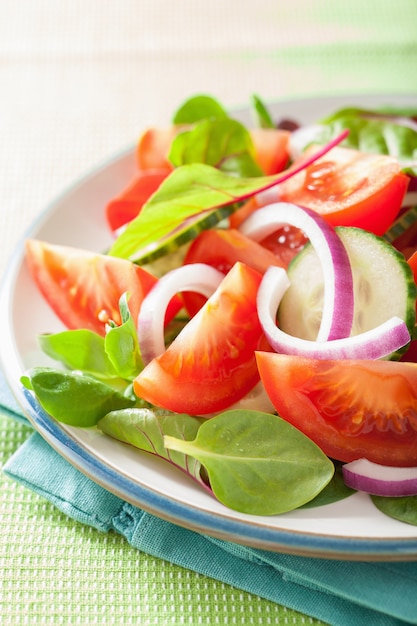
2,377,417,626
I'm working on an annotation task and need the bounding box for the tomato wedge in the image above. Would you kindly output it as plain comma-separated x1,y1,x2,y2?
25,240,180,336
106,169,169,232
256,352,417,467
278,145,409,236
247,128,290,175
134,262,268,415
136,127,177,172
184,228,287,273
182,228,287,316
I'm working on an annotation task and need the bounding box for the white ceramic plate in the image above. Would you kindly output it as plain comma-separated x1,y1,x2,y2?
2,94,417,561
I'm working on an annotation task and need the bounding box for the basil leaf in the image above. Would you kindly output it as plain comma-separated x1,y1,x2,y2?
251,94,275,129
98,408,205,485
38,329,121,382
21,367,136,426
104,293,143,380
168,118,263,177
371,494,417,527
172,94,228,124
164,410,334,515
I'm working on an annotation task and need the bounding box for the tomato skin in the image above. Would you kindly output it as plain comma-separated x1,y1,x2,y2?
278,145,409,236
256,351,417,467
248,128,290,175
25,240,180,337
229,196,260,229
229,200,308,268
134,262,268,415
136,127,177,172
106,169,169,232
184,228,286,275
182,228,287,317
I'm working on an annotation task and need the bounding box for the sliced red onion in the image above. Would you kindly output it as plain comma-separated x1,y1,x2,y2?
137,263,224,364
240,203,354,341
257,265,410,359
342,458,417,496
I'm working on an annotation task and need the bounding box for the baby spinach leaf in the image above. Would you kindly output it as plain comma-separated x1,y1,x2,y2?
299,461,355,508
21,367,136,426
109,131,347,263
98,408,206,485
250,94,275,129
164,410,334,516
172,94,228,124
37,293,142,385
317,108,417,175
371,494,417,527
104,293,143,380
168,118,263,177
38,329,120,382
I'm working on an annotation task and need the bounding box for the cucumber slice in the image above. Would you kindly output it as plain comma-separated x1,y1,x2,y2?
278,227,416,352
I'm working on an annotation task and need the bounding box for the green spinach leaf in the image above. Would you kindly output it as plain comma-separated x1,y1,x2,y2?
98,408,205,484
21,367,136,426
172,94,228,124
168,118,263,177
299,461,356,508
371,494,417,527
317,108,417,175
104,293,143,380
164,410,334,515
38,329,121,382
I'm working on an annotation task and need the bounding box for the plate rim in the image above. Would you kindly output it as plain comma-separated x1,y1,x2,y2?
2,92,417,560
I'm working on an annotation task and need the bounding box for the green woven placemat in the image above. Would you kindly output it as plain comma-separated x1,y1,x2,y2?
0,414,325,625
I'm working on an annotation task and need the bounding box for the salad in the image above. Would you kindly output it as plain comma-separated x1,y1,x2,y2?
21,94,417,522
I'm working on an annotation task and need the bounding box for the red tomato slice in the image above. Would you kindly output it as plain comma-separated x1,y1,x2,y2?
182,228,287,316
257,225,308,267
184,228,286,274
134,262,268,415
25,239,180,337
136,127,177,172
248,128,290,175
229,196,260,229
106,169,169,232
278,145,409,236
256,351,417,467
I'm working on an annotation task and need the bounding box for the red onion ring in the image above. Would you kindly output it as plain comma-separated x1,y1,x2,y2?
137,263,224,364
239,203,354,341
342,458,417,496
257,265,410,360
